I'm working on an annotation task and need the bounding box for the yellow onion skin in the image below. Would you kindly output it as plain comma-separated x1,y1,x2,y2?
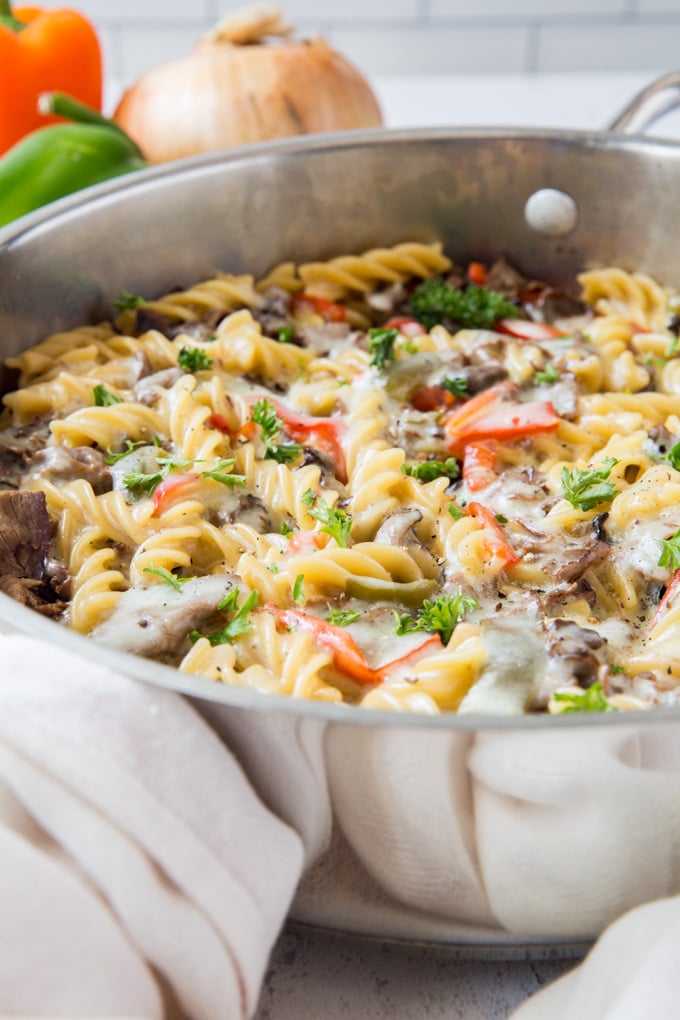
113,37,383,163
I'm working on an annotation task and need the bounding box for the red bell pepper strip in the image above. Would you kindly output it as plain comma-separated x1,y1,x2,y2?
450,400,560,448
286,530,329,555
292,293,347,323
206,413,232,435
236,419,258,443
248,396,348,484
444,380,515,434
411,385,456,413
463,442,497,491
384,316,427,338
444,381,559,453
267,605,442,686
467,262,488,286
380,634,443,681
496,319,564,341
650,569,680,632
467,502,519,568
152,472,197,515
268,605,383,684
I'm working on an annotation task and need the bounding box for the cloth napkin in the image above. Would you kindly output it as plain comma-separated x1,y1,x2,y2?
510,895,680,1019
4,628,680,1020
0,632,304,1019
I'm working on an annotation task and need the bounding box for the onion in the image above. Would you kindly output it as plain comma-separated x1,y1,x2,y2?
113,2,383,163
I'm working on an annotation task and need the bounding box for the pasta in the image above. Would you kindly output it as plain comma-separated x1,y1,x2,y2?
2,242,680,716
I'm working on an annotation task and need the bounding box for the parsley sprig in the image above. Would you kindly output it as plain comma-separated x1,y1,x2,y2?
178,346,213,373
93,384,122,407
534,363,559,385
441,377,468,398
191,588,259,646
395,589,478,645
112,290,146,312
123,455,194,496
553,682,616,714
123,454,245,496
367,327,398,370
560,457,619,511
410,279,520,331
104,438,157,464
401,457,460,482
302,488,352,547
658,528,680,570
142,562,195,592
201,458,246,489
662,441,680,471
327,606,362,627
250,398,303,464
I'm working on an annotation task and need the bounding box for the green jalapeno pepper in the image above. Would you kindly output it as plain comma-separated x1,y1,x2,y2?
0,91,147,228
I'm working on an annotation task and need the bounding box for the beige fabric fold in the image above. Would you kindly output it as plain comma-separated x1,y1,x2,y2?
0,634,304,1019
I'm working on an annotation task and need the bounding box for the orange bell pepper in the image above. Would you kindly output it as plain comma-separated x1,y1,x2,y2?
0,0,102,155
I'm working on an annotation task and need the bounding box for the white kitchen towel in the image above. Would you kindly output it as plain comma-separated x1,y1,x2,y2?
0,633,304,1020
509,895,680,1019
469,726,680,938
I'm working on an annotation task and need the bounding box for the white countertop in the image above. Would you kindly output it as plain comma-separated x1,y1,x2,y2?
251,69,680,1020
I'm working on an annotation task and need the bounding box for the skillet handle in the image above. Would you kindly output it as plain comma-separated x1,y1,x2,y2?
608,71,680,134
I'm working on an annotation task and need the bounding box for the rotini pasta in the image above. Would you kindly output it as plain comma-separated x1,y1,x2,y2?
3,242,680,715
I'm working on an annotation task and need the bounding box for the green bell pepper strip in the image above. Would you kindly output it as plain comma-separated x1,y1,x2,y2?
0,91,147,228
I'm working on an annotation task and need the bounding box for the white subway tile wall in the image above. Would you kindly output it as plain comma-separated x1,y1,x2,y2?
35,0,680,82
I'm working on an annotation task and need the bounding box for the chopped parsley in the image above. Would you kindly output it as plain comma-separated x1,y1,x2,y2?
410,279,520,331
104,438,156,464
250,398,303,464
93,384,122,407
201,458,246,489
142,563,194,592
553,682,616,713
280,520,294,538
326,607,362,627
560,457,619,511
302,488,352,547
658,528,680,570
395,589,479,645
609,665,627,675
112,290,146,312
123,452,245,495
534,363,559,385
665,334,680,359
495,513,508,523
401,457,460,482
448,503,465,520
177,346,213,373
276,325,295,343
665,441,680,471
123,455,193,496
441,377,469,398
191,589,259,646
367,327,398,370
292,574,305,603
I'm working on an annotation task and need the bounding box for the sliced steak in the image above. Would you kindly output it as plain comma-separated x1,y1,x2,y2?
0,490,50,581
0,490,67,616
25,446,112,495
0,420,52,489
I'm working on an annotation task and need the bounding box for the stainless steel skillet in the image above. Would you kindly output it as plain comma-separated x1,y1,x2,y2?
2,73,680,954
